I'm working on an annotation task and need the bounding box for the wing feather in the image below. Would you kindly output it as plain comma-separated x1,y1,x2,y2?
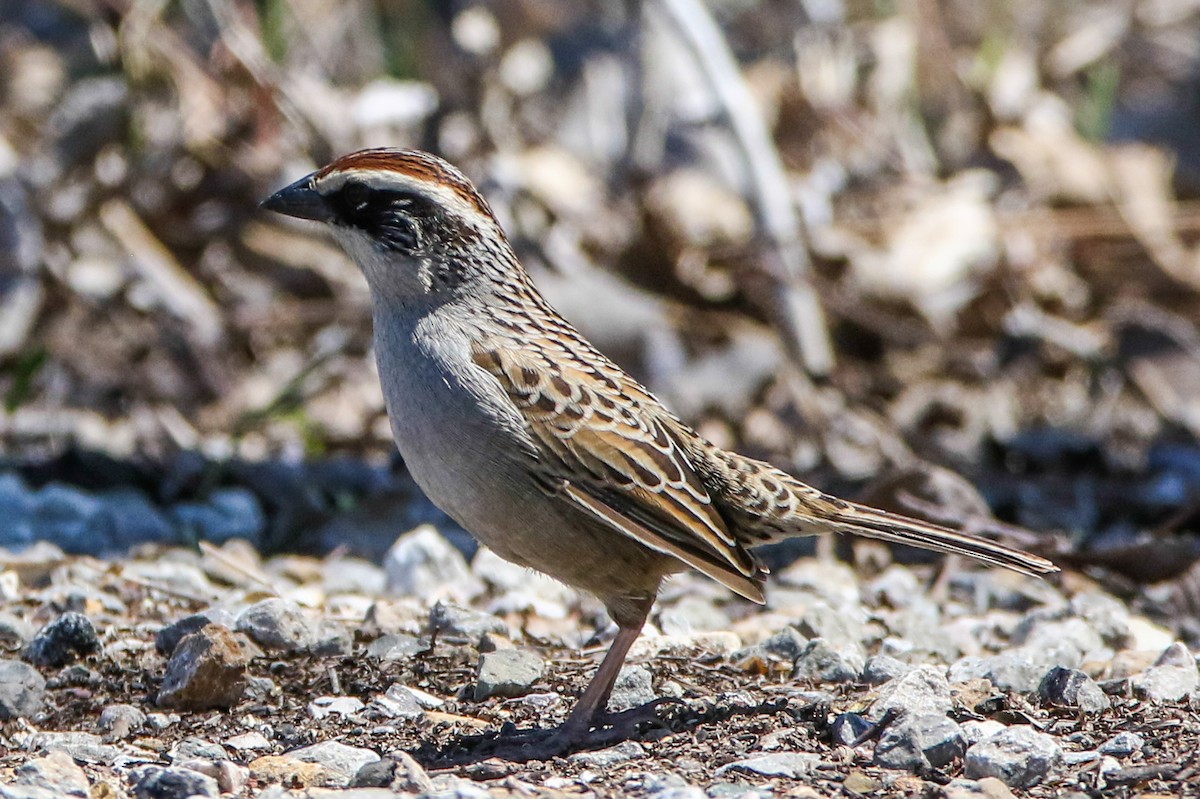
471,336,766,601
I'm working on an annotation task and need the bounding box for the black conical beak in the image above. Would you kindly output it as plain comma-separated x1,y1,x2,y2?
260,174,332,222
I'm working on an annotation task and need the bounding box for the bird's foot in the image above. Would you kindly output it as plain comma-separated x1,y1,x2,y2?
493,698,685,761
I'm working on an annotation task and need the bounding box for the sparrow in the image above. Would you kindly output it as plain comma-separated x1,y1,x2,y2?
262,148,1057,755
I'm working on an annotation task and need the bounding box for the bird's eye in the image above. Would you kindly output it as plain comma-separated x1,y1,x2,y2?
342,180,371,211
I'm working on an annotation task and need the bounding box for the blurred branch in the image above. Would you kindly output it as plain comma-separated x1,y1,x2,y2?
651,0,834,376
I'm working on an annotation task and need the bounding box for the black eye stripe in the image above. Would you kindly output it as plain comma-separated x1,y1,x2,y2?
328,181,431,250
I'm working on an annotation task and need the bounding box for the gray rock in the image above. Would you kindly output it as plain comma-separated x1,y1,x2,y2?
0,659,45,719
1069,591,1131,648
370,684,424,720
235,599,315,652
1131,643,1199,702
569,740,646,767
288,740,380,784
794,601,865,652
13,751,89,797
155,608,237,656
384,525,481,600
1098,731,1144,757
941,777,1019,799
608,665,655,712
365,633,424,660
863,654,913,685
869,665,953,720
308,696,365,720
960,720,1007,746
830,712,872,746
428,602,506,642
658,596,733,635
224,732,271,752
731,627,807,674
1155,641,1194,667
865,564,923,608
169,737,229,762
309,620,354,657
717,752,821,778
169,488,265,548
949,646,1077,693
157,626,248,710
1038,667,1109,712
323,558,387,596
474,649,544,700
23,732,121,765
1013,617,1105,662
98,703,147,740
24,612,100,668
874,713,965,771
760,627,809,660
964,727,1062,788
131,766,219,799
0,612,34,647
793,637,863,683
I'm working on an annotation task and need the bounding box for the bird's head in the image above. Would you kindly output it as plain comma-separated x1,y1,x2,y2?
261,148,513,302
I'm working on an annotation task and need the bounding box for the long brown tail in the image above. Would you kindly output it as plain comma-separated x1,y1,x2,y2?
815,497,1058,576
697,443,1059,577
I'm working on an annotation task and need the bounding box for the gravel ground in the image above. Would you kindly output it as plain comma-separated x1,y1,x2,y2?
0,529,1197,798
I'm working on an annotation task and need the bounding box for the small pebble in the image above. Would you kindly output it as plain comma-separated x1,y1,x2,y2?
716,752,821,778
1098,730,1143,757
874,713,965,771
870,665,953,719
569,740,646,767
429,601,506,642
13,750,90,797
287,740,381,785
1038,666,1109,712
792,637,863,683
1131,642,1200,702
98,703,146,740
0,612,34,647
0,658,46,719
225,732,272,752
830,712,872,746
942,777,1018,799
308,695,365,720
384,524,482,601
863,653,913,685
24,612,100,668
156,626,248,710
474,648,544,700
155,608,237,656
964,727,1062,789
235,598,316,652
131,765,219,799
608,665,655,712
370,684,424,719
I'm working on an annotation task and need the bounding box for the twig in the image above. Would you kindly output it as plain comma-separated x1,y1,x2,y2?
650,0,834,376
198,540,280,595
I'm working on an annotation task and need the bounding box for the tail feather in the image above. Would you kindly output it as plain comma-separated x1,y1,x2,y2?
823,499,1058,577
691,441,1058,577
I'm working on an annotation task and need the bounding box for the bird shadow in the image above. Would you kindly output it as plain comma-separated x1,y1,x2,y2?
410,696,818,766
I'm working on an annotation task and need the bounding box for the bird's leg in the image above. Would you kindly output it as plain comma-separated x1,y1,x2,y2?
557,616,646,741
505,597,653,760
